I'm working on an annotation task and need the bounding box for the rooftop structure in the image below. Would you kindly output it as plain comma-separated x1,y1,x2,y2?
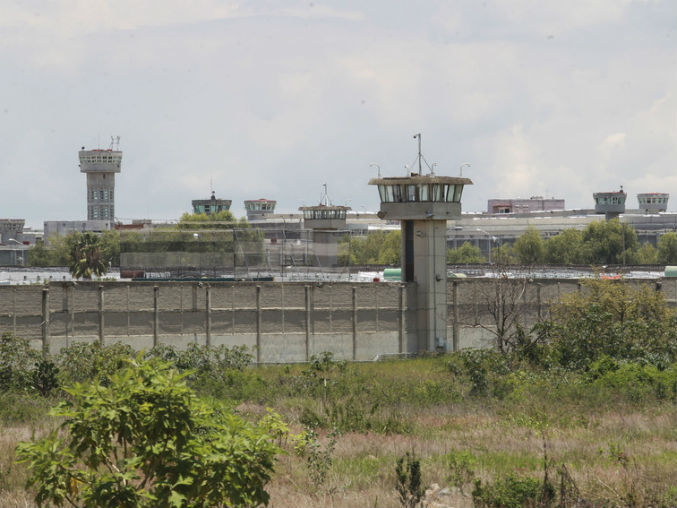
192,191,232,215
638,193,669,213
79,137,122,222
244,198,277,220
0,219,25,245
487,196,565,214
594,188,626,220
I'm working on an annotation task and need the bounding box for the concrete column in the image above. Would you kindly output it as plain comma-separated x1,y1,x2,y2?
305,286,311,361
408,220,448,352
205,285,211,347
153,286,159,347
98,285,105,345
452,281,459,352
398,285,404,354
41,288,50,357
352,286,357,360
256,285,262,364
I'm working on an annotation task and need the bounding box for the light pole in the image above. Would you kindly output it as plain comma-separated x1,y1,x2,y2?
460,163,471,177
476,228,496,264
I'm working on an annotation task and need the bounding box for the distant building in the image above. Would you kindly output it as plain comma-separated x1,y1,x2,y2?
244,199,277,220
637,193,669,213
487,197,565,214
0,219,25,244
79,140,122,222
43,220,112,244
192,192,231,215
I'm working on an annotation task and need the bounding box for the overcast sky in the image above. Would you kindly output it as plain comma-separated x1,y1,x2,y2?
1,0,675,228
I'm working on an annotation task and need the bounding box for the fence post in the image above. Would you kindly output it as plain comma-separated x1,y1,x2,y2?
537,283,542,320
452,281,459,352
98,285,105,345
41,287,50,357
205,285,211,347
66,284,74,348
153,286,159,347
305,285,311,361
13,287,17,336
352,286,357,360
399,285,405,354
256,285,262,364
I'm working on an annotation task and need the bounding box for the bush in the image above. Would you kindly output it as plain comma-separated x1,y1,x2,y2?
472,473,553,508
16,355,280,508
58,341,134,386
548,280,677,369
0,333,42,393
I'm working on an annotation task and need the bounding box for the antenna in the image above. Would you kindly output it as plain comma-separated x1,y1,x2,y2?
413,133,422,174
320,184,331,206
109,136,121,150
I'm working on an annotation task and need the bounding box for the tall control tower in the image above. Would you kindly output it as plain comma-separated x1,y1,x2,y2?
79,137,122,221
369,134,472,353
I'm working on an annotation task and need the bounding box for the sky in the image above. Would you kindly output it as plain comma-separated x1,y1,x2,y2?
1,0,676,228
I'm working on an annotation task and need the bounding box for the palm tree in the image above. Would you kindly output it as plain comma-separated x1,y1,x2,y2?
69,232,107,280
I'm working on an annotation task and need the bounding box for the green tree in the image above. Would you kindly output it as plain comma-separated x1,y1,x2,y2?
178,210,237,229
492,243,517,265
513,228,544,265
632,242,658,265
658,232,677,264
447,242,485,264
341,230,401,265
544,229,583,265
580,219,637,265
69,232,107,279
16,356,279,508
546,279,677,368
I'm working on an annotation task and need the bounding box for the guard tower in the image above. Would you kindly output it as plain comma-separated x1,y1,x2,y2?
244,198,277,220
369,134,472,353
300,185,350,267
192,191,232,215
593,188,626,220
79,137,122,221
638,193,669,213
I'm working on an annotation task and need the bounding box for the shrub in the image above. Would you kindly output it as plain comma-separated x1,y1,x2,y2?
16,355,279,508
0,333,42,393
548,280,677,369
395,452,424,508
472,473,552,508
58,341,134,386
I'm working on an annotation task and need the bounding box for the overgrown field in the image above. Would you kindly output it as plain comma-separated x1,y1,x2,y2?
3,279,677,507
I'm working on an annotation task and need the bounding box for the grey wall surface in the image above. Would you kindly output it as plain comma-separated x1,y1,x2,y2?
1,278,669,360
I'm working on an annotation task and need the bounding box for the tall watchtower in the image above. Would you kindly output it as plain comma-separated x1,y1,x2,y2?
593,188,626,220
79,137,122,221
299,185,350,267
369,136,472,352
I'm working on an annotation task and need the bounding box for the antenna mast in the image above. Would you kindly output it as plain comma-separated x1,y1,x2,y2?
320,183,331,206
413,133,422,174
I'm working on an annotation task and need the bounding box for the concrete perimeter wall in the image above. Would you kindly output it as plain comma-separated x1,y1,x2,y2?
0,281,406,362
0,278,669,360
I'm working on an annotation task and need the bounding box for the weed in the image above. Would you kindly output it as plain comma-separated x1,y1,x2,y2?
395,452,424,508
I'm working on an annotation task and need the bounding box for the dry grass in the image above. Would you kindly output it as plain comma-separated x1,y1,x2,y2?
3,361,677,507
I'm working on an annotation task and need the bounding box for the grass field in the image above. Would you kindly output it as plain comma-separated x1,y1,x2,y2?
3,353,677,508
